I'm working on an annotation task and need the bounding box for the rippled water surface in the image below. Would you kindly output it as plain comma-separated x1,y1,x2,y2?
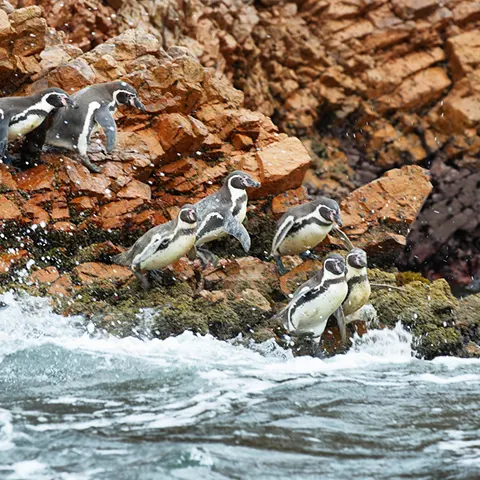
0,291,479,480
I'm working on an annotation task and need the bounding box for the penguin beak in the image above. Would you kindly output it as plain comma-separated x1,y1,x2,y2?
186,209,196,223
333,211,342,227
63,97,77,108
131,96,146,112
244,177,261,188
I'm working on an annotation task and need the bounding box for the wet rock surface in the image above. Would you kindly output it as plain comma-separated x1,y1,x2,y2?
0,2,478,358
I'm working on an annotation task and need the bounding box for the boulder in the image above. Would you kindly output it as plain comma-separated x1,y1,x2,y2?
340,165,432,261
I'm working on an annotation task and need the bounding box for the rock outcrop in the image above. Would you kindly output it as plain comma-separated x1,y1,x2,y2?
21,0,478,292
0,2,478,358
399,157,480,295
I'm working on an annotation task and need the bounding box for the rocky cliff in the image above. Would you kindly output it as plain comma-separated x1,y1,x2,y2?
0,1,478,358
11,0,478,293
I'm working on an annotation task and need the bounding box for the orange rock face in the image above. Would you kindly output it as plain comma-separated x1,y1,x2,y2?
73,262,132,284
340,165,433,259
0,1,476,298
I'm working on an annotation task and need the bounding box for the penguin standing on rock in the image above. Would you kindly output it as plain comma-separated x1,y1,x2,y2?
0,88,75,165
189,171,261,266
40,81,146,173
332,248,371,339
112,204,197,290
276,253,348,344
270,197,343,275
342,248,371,318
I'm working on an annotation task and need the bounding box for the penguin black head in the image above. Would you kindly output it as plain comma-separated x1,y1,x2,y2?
110,81,146,112
178,204,197,225
323,253,346,276
225,171,261,190
347,248,367,269
315,196,342,227
40,88,77,109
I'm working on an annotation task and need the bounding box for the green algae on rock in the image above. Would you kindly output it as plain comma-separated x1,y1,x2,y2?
370,277,464,359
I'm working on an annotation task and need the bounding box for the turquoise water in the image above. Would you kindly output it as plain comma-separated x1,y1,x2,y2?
0,291,479,480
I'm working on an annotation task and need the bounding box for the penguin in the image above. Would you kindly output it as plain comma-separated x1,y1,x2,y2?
0,88,75,164
112,204,197,290
276,253,348,342
270,197,342,275
331,248,371,340
189,170,261,266
42,81,146,173
342,248,371,318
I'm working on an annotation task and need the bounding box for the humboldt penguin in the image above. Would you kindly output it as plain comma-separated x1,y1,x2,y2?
42,81,146,173
332,248,371,339
276,253,348,343
112,204,197,290
270,197,342,275
189,170,261,266
0,88,75,164
343,248,371,318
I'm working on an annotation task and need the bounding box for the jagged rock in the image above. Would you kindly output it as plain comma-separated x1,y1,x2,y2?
340,165,433,262
0,195,21,221
29,265,59,285
73,262,132,284
0,1,477,360
399,158,480,295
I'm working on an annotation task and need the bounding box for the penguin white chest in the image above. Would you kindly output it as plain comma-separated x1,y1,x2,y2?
343,281,371,317
231,189,247,223
8,115,45,140
291,281,348,337
140,233,196,271
279,222,332,256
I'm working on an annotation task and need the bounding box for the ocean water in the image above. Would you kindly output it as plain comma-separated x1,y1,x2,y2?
0,290,479,480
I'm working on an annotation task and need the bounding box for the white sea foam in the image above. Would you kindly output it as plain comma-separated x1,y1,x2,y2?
0,409,14,452
1,292,479,478
7,460,47,479
1,291,478,384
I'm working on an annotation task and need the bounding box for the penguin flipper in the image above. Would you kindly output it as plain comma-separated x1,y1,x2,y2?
21,120,48,165
79,155,103,173
223,213,251,252
333,306,347,343
0,116,9,159
94,106,117,153
270,215,295,257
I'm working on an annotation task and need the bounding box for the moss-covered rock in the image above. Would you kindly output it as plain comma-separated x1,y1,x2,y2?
370,278,465,359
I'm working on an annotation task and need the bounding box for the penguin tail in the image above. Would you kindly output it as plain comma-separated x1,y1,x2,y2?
112,250,132,266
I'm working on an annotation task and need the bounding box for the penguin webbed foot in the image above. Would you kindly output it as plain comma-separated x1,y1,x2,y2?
193,268,205,298
274,256,289,276
299,251,321,262
80,155,103,174
310,336,326,359
2,154,24,172
134,269,151,291
149,270,165,285
197,248,219,269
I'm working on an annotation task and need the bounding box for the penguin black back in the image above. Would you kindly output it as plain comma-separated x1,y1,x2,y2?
42,81,145,172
